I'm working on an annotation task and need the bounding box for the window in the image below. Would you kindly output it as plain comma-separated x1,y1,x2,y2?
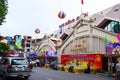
1,59,8,64
26,44,30,47
104,21,120,33
12,59,28,65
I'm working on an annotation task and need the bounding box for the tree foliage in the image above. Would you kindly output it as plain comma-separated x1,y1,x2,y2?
0,42,9,56
0,42,9,51
0,0,8,25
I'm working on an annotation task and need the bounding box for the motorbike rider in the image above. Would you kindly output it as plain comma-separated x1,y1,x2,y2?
52,60,57,70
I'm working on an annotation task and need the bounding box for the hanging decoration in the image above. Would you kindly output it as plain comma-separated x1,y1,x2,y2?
113,43,120,48
34,28,40,43
111,37,115,44
41,47,44,52
23,35,27,46
103,36,108,44
82,39,86,44
117,34,120,42
14,36,22,49
35,28,40,34
81,0,84,5
58,11,66,19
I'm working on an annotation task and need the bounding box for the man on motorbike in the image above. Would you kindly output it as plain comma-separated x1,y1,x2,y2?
52,60,57,70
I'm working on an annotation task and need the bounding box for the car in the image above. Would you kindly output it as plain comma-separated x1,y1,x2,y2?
0,56,31,80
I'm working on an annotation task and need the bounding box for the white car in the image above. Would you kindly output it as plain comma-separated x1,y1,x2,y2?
0,57,31,80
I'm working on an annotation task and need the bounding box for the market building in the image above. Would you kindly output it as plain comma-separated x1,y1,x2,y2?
36,3,120,74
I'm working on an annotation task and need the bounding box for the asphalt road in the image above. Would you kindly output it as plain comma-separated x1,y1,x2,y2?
29,67,115,80
0,67,116,80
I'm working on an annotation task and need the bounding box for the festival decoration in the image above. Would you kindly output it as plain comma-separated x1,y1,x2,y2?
113,43,120,48
117,34,120,42
28,52,37,57
105,42,120,54
35,28,40,43
81,0,84,5
61,54,102,69
41,47,44,52
112,49,120,54
58,11,66,19
23,35,27,46
105,43,113,54
14,36,22,49
45,51,57,56
35,28,40,34
111,37,115,44
82,39,86,44
40,53,46,57
103,36,108,44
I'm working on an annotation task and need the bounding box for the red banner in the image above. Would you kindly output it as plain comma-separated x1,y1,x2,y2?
61,54,102,69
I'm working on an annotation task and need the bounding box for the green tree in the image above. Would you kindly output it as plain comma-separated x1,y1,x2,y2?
0,42,9,56
0,0,8,25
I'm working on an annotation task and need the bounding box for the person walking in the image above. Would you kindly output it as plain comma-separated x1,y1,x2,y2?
116,61,120,80
87,62,91,73
52,60,57,70
36,59,40,67
69,62,74,72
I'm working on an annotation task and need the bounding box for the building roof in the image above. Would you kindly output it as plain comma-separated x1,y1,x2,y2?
92,3,120,27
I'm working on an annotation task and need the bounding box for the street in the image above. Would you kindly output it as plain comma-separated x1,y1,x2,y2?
30,67,115,80
0,67,116,80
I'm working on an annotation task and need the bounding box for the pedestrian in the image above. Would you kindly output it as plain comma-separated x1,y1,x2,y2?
87,62,91,73
112,62,115,73
45,59,49,64
52,60,57,70
39,61,43,68
36,59,40,67
76,60,79,67
29,59,35,70
69,61,74,72
49,61,53,69
116,61,120,80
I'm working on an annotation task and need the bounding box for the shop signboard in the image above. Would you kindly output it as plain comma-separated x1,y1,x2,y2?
61,54,102,69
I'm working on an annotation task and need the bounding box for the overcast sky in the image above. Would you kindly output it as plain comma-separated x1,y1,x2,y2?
0,0,120,39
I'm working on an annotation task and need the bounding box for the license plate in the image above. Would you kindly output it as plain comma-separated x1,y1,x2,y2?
16,67,24,71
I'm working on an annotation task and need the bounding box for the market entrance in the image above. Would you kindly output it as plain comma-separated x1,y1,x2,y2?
102,56,108,73
102,54,119,74
38,56,57,64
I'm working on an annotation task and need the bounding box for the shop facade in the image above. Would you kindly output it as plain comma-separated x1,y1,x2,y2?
37,3,120,74
37,36,62,63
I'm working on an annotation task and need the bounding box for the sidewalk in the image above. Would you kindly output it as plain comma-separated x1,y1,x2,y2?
97,73,116,78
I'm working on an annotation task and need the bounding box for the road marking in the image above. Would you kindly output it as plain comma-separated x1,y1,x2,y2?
46,78,53,80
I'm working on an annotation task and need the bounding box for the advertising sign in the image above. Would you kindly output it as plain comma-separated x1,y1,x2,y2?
61,54,102,69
